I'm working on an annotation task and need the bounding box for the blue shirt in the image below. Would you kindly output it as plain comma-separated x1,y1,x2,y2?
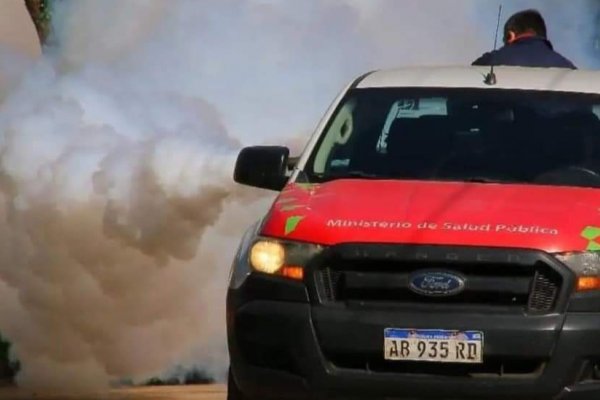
472,36,576,69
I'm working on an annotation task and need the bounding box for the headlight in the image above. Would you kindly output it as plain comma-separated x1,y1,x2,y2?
250,241,285,274
249,238,323,281
555,252,600,292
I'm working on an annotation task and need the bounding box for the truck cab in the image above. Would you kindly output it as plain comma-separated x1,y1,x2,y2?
227,66,600,400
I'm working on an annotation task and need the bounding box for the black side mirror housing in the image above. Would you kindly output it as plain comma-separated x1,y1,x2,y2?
233,146,290,191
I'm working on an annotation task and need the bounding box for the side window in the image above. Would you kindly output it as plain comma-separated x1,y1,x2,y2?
313,99,357,174
376,98,447,153
594,105,600,120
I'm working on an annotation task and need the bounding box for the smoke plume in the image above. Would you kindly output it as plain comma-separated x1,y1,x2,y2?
0,0,595,391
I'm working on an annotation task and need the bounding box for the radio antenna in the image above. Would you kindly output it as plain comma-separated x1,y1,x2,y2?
484,4,503,85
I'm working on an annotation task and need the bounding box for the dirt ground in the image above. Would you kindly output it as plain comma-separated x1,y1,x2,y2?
0,385,226,400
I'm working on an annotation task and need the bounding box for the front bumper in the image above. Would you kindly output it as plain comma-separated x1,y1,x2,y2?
227,274,600,400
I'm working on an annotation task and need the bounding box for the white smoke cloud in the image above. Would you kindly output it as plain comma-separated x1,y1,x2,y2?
0,0,594,392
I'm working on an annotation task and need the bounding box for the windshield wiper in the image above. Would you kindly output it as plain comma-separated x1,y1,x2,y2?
432,176,516,184
312,172,516,184
316,170,388,182
459,177,514,184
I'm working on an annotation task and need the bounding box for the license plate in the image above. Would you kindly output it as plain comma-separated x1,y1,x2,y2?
384,328,483,363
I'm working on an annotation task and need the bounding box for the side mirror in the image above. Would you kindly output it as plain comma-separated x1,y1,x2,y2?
233,146,290,191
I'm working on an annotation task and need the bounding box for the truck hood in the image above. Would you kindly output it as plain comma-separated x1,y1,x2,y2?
260,180,600,252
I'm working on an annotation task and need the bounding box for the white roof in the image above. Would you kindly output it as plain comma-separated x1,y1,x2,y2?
357,66,600,94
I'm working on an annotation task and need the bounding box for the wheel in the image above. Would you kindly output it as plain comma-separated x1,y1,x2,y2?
228,368,251,400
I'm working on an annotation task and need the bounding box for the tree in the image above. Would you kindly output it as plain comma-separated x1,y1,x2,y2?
24,0,51,45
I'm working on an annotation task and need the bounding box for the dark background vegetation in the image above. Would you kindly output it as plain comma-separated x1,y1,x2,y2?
24,0,51,45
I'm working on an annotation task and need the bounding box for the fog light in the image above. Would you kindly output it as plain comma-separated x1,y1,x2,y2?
555,252,600,292
281,266,304,280
250,241,285,274
577,277,600,292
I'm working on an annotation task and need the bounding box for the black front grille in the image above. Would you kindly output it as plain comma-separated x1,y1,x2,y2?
328,352,546,378
528,270,560,312
320,267,342,301
313,245,565,314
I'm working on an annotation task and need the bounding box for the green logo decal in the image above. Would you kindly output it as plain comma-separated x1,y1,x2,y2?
285,216,305,235
582,226,600,250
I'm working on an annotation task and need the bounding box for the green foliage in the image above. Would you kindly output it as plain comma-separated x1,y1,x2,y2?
144,367,215,386
0,334,19,381
25,0,53,45
183,368,215,384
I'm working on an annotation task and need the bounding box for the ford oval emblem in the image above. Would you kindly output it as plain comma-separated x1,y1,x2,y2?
409,271,466,297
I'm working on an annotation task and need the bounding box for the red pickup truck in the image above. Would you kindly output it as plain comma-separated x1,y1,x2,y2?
227,66,600,400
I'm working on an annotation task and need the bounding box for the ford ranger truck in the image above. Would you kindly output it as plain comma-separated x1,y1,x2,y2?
226,66,600,400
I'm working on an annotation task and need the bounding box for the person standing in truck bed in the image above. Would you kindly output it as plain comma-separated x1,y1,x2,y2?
472,9,576,69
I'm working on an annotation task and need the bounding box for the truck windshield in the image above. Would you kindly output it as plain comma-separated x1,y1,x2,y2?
304,87,600,188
